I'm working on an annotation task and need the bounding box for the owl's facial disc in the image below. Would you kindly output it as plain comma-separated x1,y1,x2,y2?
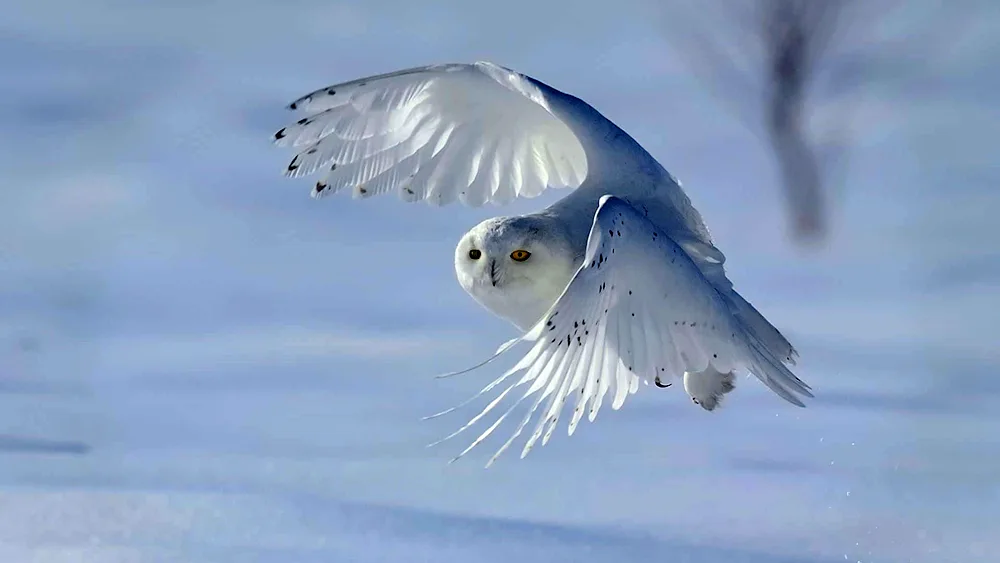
454,216,577,330
457,218,543,290
466,247,532,287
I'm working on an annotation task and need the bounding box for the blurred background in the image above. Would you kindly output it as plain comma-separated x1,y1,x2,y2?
1,1,997,562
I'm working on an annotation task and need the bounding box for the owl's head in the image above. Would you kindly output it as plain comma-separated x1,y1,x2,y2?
454,215,579,330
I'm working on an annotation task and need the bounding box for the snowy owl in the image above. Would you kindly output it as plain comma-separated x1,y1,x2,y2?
273,61,812,466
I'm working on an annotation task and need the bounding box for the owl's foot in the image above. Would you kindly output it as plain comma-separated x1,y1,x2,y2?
683,368,735,411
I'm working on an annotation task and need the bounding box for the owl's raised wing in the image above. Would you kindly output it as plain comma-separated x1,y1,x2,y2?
430,195,812,466
273,62,589,205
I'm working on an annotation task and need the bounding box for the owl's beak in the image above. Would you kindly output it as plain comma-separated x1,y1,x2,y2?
489,259,498,287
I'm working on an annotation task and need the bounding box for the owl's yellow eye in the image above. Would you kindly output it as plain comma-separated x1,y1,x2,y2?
510,249,531,262
468,249,482,260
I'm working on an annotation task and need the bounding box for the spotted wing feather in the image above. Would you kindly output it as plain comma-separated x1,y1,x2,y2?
273,62,588,205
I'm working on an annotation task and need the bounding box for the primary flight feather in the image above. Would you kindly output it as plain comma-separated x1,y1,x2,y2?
272,61,812,466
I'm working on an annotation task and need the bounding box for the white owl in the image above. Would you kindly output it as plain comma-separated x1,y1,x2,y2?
273,62,812,466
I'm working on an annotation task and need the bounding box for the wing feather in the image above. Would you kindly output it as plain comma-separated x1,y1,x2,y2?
275,62,587,207
568,300,607,436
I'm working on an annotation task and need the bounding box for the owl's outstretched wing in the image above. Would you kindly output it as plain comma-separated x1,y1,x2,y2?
273,62,588,205
431,195,812,466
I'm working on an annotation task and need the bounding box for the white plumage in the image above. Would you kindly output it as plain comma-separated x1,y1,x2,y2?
273,61,813,466
275,63,587,203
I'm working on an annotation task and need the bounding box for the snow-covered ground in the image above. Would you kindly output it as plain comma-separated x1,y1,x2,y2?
2,2,997,562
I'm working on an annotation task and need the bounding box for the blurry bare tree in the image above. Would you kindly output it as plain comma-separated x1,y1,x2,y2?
762,0,841,242
660,0,895,245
